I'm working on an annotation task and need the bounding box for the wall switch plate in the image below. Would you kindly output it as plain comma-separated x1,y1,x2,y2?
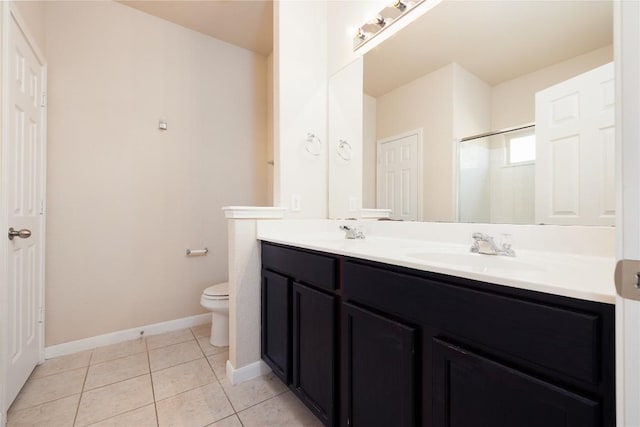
291,194,301,211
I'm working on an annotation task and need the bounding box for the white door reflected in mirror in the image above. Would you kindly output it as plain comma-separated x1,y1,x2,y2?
376,130,422,221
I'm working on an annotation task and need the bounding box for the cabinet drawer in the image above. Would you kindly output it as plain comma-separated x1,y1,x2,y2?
262,243,337,291
343,261,604,385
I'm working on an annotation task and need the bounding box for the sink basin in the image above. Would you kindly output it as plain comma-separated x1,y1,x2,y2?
406,251,542,273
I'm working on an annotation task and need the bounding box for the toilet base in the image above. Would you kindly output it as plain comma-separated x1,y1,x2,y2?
210,311,229,347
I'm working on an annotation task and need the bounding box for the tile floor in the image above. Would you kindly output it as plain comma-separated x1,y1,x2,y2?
7,324,322,427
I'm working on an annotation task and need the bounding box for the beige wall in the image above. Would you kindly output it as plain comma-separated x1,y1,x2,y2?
362,94,376,208
274,0,327,218
453,65,491,139
376,63,491,222
267,53,274,205
453,64,491,222
44,1,267,346
491,45,613,129
11,1,45,53
328,57,363,219
377,63,454,221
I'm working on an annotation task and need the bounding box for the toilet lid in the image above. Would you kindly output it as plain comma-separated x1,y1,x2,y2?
204,282,229,297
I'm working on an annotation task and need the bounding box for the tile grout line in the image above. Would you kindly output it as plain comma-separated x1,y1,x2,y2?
190,326,243,425
13,329,223,426
75,339,153,427
202,353,238,415
28,354,92,380
144,337,160,427
6,391,83,420
90,348,148,367
7,363,90,414
72,351,93,426
147,328,220,406
234,387,290,416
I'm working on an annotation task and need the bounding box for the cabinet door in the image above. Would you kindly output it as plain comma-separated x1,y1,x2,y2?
432,338,600,427
342,303,417,427
261,269,291,383
292,282,336,426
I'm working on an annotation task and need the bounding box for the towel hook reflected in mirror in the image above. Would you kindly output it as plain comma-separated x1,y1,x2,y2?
304,133,322,156
337,139,352,161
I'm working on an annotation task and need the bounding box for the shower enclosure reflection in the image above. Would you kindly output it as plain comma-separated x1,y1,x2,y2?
458,125,535,224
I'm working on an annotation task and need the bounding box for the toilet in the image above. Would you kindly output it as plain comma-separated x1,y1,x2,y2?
200,282,229,347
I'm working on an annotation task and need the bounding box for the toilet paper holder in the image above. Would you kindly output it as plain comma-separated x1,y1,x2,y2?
186,248,209,256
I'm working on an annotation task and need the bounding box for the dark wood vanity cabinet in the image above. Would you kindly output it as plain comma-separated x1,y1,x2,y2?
432,338,599,427
260,242,615,427
261,243,338,426
292,282,337,425
342,302,418,427
261,269,291,383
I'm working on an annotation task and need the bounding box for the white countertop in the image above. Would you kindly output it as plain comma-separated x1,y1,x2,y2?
257,232,616,304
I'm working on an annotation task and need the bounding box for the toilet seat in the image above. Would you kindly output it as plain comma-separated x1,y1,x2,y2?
202,282,228,300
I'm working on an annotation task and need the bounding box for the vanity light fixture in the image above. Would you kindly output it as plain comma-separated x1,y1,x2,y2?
356,28,367,41
394,0,407,11
353,0,424,50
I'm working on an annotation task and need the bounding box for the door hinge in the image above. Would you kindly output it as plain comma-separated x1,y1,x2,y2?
41,92,47,108
38,307,44,324
40,199,45,215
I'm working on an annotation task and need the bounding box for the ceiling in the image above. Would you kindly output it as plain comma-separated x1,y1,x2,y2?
364,0,613,97
119,0,273,56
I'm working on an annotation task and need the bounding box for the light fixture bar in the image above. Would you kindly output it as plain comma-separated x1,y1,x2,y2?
353,0,425,50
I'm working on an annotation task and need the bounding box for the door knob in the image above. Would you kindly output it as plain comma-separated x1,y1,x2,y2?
8,227,31,240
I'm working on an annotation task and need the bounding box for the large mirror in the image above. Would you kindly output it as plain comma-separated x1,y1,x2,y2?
360,0,613,225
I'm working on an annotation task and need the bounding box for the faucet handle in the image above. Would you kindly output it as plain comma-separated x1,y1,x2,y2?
472,232,487,240
340,224,365,239
499,234,515,256
500,233,513,249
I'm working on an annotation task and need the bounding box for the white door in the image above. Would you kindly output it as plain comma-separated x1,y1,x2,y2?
615,2,640,425
376,131,421,221
535,62,615,226
3,8,46,407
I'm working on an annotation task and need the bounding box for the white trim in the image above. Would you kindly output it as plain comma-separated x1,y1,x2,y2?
44,313,211,359
222,206,288,219
376,128,424,221
452,138,461,222
360,208,391,219
226,359,271,385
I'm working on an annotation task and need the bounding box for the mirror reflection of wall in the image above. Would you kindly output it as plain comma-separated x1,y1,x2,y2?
459,126,535,225
360,0,613,225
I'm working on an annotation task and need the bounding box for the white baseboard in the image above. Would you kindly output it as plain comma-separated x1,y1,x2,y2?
226,359,271,385
45,313,212,359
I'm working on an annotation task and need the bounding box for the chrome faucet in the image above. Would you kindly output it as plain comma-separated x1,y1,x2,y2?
340,225,365,240
471,232,515,257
